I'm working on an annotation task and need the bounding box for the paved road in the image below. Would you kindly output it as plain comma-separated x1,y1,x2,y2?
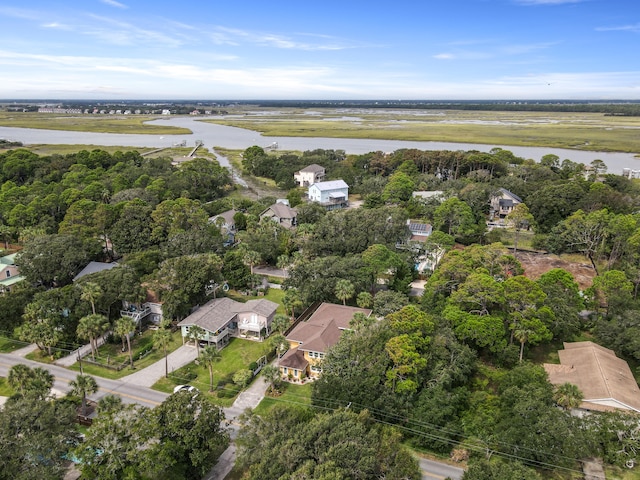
419,458,465,480
0,353,168,408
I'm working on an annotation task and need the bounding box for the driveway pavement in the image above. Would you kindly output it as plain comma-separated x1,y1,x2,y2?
120,344,198,387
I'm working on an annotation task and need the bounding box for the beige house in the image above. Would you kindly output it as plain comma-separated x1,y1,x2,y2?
544,341,640,413
0,253,24,293
260,201,298,229
294,164,325,187
490,188,522,220
279,303,372,381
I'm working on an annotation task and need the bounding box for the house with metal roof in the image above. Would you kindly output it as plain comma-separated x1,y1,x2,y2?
278,303,372,381
73,261,118,282
177,297,279,349
544,341,640,413
0,253,24,293
307,179,349,210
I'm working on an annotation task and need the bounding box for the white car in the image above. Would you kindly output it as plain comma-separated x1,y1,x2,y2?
173,384,198,394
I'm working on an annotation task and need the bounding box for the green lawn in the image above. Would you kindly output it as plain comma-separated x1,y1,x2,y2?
152,337,272,405
0,377,15,397
253,383,313,416
68,329,184,380
0,336,26,353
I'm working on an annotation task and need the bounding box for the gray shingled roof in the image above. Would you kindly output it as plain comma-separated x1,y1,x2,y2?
178,297,278,333
299,164,325,173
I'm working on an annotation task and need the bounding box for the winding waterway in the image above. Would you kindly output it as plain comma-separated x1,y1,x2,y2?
1,116,638,173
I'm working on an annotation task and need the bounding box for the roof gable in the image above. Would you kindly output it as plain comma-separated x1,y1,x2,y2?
544,341,640,412
286,303,372,353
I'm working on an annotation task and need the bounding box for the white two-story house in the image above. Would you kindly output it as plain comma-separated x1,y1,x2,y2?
294,164,326,187
308,179,349,210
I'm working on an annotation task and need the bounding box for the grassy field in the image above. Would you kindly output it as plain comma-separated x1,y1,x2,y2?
0,377,15,396
0,112,192,135
152,337,271,406
0,336,25,353
253,382,313,416
10,143,194,158
68,329,184,380
204,108,640,153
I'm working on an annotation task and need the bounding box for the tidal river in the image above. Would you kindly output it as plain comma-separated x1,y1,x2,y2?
1,116,638,173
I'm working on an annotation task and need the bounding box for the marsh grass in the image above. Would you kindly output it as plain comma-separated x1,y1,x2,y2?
204,109,640,153
0,112,192,135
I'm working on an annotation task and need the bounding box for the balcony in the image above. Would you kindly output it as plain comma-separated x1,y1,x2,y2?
120,304,151,323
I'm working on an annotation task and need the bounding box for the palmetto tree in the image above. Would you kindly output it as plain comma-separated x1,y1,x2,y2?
28,367,55,399
114,316,137,369
188,325,206,358
335,279,355,306
70,374,99,416
242,249,261,288
200,345,222,392
77,314,110,361
153,324,173,378
7,364,32,396
553,382,584,411
79,281,103,315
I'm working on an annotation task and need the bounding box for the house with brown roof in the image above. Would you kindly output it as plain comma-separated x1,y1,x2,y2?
177,297,278,349
260,201,297,229
544,341,640,413
490,188,522,221
278,303,372,381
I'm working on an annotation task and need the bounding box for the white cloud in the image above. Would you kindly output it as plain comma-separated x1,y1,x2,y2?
434,53,455,60
596,23,640,33
513,0,586,5
100,0,128,9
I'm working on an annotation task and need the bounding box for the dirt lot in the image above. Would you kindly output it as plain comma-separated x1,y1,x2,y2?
515,251,597,290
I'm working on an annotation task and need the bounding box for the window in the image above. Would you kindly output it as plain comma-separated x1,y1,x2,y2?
311,365,322,373
282,367,288,374
293,369,298,377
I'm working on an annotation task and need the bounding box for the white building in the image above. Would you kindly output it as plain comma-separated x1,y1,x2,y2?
308,180,349,210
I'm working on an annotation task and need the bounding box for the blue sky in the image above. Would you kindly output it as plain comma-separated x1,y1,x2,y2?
0,0,638,100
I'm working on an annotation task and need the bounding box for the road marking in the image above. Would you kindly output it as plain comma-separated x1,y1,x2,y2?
96,387,162,406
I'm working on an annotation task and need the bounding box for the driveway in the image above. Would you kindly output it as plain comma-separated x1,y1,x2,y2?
120,344,198,387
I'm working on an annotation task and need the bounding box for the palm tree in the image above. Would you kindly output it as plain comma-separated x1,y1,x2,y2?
28,367,54,399
357,291,373,309
513,324,535,363
268,333,289,358
188,325,206,357
261,364,282,394
243,250,261,288
70,374,99,416
77,314,110,360
200,345,222,392
282,288,302,320
7,364,31,396
335,279,355,306
271,313,291,334
114,316,137,369
553,382,584,411
153,324,173,378
79,281,103,315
